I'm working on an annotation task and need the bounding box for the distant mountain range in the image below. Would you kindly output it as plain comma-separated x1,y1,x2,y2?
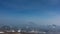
0,22,60,32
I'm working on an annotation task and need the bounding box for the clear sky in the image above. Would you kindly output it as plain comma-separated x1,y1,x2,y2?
0,0,60,25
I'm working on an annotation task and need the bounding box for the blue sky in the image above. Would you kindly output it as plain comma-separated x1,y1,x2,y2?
0,0,60,25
